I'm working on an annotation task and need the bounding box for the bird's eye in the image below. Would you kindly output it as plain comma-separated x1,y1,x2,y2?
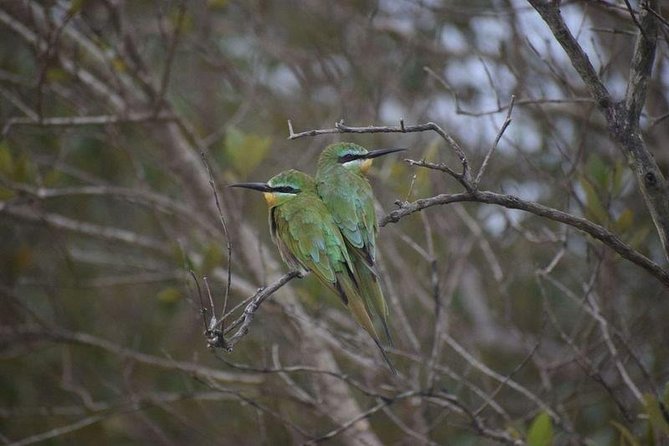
338,153,360,163
273,186,299,194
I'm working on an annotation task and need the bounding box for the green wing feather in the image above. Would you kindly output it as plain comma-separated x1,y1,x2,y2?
317,175,377,263
271,192,396,373
317,173,392,345
272,195,342,286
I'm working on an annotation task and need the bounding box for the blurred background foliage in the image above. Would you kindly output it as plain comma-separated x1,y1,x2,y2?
1,0,669,445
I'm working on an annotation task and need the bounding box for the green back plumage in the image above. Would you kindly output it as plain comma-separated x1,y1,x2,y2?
316,144,393,345
316,144,378,263
263,169,396,373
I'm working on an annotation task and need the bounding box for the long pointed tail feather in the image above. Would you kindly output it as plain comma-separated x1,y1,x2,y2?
351,254,393,346
336,270,397,374
373,338,398,375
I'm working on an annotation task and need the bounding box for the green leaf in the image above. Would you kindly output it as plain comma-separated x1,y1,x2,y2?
43,169,62,187
615,209,634,234
527,412,554,446
611,160,626,196
68,0,86,14
0,141,13,175
628,225,651,249
224,127,271,177
579,176,609,224
157,287,182,304
200,244,222,275
610,420,640,446
208,0,230,9
643,394,669,436
0,187,15,200
13,154,35,182
587,153,609,190
111,57,126,73
46,67,69,82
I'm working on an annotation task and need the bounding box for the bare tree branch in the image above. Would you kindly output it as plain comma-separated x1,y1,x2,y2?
0,201,171,255
287,117,669,284
526,1,612,109
475,95,515,186
5,326,262,384
288,119,472,187
527,0,669,261
7,413,107,446
307,391,419,444
423,66,594,116
206,271,302,351
2,111,176,136
153,1,186,114
381,190,669,288
625,0,657,124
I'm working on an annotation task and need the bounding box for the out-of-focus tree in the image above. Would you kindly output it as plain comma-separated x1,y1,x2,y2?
1,0,668,444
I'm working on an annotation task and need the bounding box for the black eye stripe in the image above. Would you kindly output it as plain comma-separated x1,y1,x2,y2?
337,153,362,163
272,186,300,194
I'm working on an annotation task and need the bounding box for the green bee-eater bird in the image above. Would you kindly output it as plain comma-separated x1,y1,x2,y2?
316,143,406,345
230,169,397,374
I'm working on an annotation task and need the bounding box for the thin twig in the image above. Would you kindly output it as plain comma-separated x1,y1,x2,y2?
200,153,233,329
475,95,515,186
307,391,419,444
0,202,170,255
646,6,669,29
7,326,261,384
585,292,644,403
8,414,107,446
404,158,470,189
424,65,593,116
623,0,648,41
153,0,186,114
189,270,209,332
207,271,301,351
442,332,560,423
213,352,382,399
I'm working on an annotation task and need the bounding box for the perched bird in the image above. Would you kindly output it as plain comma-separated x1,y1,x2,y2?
230,169,397,374
316,143,406,345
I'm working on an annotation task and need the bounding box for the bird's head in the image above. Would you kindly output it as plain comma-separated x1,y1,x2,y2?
318,143,406,176
229,169,316,208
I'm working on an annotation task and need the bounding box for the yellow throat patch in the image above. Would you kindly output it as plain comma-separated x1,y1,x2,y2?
263,192,277,206
361,158,373,174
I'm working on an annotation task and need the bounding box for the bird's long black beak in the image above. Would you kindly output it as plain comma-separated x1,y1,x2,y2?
228,182,272,192
364,148,407,159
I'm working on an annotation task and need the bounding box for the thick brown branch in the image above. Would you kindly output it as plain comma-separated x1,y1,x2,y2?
382,191,669,288
527,1,611,109
528,0,669,261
